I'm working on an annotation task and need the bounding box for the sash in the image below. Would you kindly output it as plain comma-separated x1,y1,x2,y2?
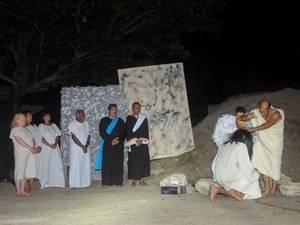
95,116,119,171
132,113,146,132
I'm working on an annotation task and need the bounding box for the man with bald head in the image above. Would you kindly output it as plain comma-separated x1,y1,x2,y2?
237,100,284,197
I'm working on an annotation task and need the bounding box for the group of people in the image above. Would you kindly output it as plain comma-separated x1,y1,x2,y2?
210,100,284,202
94,102,150,187
9,102,151,196
9,111,65,196
9,98,285,200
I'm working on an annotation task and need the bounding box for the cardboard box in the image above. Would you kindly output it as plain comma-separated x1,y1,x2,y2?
161,185,186,194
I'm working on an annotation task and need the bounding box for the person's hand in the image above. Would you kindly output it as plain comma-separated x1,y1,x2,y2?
111,137,119,145
136,140,143,145
36,146,42,153
30,147,37,153
82,145,88,153
50,143,56,149
236,120,246,129
246,127,256,133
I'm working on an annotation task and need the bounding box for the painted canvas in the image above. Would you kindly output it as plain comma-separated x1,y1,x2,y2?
118,63,194,159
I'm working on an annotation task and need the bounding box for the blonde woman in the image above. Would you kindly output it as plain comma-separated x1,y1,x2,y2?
9,113,37,197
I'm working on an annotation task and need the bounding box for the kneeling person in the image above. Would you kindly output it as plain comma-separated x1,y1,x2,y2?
210,129,261,201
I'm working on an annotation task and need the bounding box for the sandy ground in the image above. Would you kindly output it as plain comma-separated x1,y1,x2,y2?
0,180,300,225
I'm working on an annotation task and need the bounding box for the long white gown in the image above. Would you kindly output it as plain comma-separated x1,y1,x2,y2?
26,124,44,181
38,123,65,188
212,142,261,199
68,120,91,188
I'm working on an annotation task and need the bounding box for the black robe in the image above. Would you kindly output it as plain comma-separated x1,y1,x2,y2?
126,115,150,180
100,117,125,186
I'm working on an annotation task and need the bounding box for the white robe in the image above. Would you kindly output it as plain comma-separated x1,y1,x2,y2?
38,123,65,188
26,124,44,181
251,108,285,181
68,120,91,188
10,127,36,180
212,142,261,199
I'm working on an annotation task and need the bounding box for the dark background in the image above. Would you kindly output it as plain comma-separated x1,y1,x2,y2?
183,0,300,104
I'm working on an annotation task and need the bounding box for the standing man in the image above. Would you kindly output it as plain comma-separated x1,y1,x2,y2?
99,104,125,187
68,109,91,188
238,100,284,197
126,102,150,186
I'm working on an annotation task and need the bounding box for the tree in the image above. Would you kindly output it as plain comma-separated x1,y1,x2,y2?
0,0,228,111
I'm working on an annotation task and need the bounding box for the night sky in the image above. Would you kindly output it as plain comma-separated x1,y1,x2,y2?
182,0,300,104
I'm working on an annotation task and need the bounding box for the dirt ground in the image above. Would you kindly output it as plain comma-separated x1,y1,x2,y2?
0,180,300,225
1,88,300,225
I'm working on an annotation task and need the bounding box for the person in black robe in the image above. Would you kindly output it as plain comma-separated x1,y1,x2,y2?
126,102,150,186
100,104,125,187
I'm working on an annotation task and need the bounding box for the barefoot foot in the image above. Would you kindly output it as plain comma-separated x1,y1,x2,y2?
16,192,31,197
262,191,270,197
228,189,244,201
209,185,219,202
267,191,276,197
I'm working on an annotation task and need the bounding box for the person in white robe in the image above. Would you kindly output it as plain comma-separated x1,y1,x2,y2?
38,113,65,188
68,109,91,188
23,110,42,192
10,113,38,197
210,129,261,201
238,100,284,197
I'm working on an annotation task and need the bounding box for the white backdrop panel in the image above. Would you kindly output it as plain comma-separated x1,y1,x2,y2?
60,85,129,181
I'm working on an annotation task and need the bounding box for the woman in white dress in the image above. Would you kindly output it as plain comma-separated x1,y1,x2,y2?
9,113,37,197
38,113,65,188
210,129,261,201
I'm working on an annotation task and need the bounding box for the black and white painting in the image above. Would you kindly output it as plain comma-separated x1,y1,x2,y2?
118,63,194,159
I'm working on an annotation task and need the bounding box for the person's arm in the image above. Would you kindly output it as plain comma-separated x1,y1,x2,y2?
53,135,60,148
14,136,35,153
42,137,53,148
85,134,90,147
126,116,138,146
247,111,281,133
118,119,126,143
238,112,255,122
82,134,91,153
70,132,84,148
99,119,114,143
32,138,36,148
53,124,61,148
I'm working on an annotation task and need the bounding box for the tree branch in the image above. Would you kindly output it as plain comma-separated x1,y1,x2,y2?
30,53,100,93
114,11,159,40
34,15,63,83
0,7,42,36
0,74,18,87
